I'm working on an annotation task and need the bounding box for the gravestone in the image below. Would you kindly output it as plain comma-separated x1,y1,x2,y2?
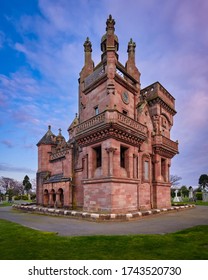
173,189,182,202
202,190,208,202
189,186,194,201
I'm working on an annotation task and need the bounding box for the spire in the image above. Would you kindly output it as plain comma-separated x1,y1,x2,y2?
101,15,119,55
127,38,136,58
125,38,140,82
84,37,92,53
80,37,94,80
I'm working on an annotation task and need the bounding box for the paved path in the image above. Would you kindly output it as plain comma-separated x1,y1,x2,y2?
0,206,208,236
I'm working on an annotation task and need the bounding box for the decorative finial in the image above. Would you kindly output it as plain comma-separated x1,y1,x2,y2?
58,128,62,135
48,125,51,131
106,14,115,31
127,38,136,53
84,37,92,52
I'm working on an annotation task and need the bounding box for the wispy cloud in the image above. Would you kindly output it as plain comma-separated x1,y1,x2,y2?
0,0,207,186
0,140,14,148
0,162,35,174
0,31,5,49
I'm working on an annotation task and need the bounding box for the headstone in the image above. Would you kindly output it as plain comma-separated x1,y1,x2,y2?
189,186,194,201
6,194,9,202
202,190,208,202
173,189,181,202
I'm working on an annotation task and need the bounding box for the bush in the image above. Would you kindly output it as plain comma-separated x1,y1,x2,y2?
30,193,36,200
195,192,202,200
14,195,28,200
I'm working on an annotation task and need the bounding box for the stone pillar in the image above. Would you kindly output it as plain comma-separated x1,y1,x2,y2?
133,154,138,178
83,154,88,179
105,147,117,176
49,192,55,207
154,154,162,182
88,149,94,178
56,192,61,207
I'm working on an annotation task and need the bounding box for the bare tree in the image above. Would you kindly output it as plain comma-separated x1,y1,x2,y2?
0,176,23,196
170,174,182,187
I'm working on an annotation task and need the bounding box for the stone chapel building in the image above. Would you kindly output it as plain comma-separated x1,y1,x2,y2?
36,15,178,213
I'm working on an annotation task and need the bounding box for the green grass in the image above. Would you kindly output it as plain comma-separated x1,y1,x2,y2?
172,200,208,206
196,201,208,206
0,219,208,260
0,202,13,207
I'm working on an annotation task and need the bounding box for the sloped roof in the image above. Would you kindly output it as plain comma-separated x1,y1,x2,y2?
44,173,71,184
37,125,56,146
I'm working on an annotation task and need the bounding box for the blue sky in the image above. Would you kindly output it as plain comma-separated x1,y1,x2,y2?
0,0,207,187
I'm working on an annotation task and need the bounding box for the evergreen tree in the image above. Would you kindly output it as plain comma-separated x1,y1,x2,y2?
23,175,32,194
198,174,208,190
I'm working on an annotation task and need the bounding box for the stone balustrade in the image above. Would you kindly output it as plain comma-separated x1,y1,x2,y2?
75,110,147,137
153,134,178,153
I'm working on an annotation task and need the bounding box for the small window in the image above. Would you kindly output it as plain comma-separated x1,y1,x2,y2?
161,158,166,181
120,146,128,168
94,146,102,168
95,106,99,115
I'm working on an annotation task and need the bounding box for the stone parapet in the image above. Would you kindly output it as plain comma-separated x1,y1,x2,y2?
153,135,179,158
76,109,147,137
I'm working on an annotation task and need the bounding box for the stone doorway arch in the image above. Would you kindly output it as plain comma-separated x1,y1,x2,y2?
56,188,64,207
43,189,49,206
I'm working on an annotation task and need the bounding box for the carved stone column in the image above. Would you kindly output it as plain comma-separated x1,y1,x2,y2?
49,191,55,207
56,192,61,208
133,154,138,178
153,154,162,182
105,147,117,176
83,154,88,179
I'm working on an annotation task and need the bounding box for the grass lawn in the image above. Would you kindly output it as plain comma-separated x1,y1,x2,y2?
172,200,208,206
0,219,208,260
0,202,13,207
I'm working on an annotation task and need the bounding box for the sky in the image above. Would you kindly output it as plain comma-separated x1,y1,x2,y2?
0,0,207,187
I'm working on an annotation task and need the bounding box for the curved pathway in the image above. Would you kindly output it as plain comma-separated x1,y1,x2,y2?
0,205,208,236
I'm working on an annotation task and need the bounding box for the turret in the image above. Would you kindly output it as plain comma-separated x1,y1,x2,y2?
80,37,94,81
37,125,55,172
100,14,119,69
125,38,141,82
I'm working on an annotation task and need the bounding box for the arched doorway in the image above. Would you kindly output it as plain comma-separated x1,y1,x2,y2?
56,188,64,207
43,189,49,206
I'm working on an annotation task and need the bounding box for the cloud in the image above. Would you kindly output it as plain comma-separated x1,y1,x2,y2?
1,0,207,187
0,31,5,48
0,140,14,148
0,162,35,174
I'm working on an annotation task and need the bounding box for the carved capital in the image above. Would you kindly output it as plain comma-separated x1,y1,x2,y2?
105,147,117,153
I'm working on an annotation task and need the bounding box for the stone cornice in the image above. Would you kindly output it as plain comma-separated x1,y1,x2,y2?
148,97,177,115
75,122,146,147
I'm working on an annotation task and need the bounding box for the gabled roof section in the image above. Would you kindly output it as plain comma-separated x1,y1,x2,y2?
37,125,56,146
68,114,79,131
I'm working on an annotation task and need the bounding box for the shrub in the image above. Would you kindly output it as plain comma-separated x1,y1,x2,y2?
195,192,202,200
